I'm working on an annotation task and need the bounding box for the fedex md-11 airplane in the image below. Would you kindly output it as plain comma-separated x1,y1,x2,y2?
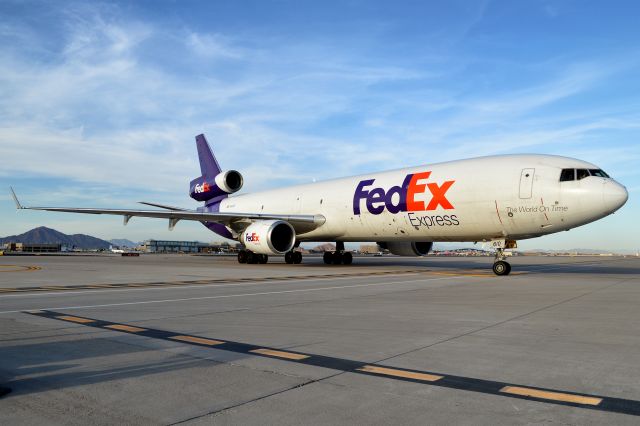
10,134,628,275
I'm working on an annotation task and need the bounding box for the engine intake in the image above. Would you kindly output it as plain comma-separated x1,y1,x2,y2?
215,170,243,194
242,220,296,255
377,241,433,256
189,170,244,202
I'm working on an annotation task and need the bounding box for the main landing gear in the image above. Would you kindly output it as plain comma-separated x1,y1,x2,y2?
284,250,302,264
237,249,303,265
323,242,353,265
237,250,268,264
492,248,512,276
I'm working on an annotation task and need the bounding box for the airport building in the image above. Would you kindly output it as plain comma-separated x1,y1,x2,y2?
141,240,205,253
140,240,243,253
2,242,61,253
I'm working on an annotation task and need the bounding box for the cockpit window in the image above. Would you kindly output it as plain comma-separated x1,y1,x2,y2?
576,169,590,180
559,168,575,181
560,168,610,181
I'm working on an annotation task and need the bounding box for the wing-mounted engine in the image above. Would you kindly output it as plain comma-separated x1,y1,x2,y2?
242,220,296,255
377,241,433,256
189,170,243,202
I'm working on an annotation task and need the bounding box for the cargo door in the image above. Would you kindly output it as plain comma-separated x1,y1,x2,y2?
519,168,535,199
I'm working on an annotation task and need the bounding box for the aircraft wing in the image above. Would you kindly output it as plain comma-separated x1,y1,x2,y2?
138,201,190,211
10,188,325,233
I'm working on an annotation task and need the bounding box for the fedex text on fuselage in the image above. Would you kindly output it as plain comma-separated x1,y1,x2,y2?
353,171,455,216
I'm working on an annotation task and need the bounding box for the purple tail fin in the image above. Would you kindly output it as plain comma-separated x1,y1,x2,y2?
196,134,221,178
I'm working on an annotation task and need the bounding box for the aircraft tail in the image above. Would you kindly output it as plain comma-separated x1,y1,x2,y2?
195,134,221,178
190,134,243,204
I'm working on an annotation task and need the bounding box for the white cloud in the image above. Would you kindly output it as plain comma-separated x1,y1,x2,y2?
0,125,194,192
186,32,243,59
463,65,605,116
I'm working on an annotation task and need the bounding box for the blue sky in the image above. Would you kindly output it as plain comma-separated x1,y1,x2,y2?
1,0,639,251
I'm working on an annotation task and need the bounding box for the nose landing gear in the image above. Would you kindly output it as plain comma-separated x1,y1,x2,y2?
489,239,516,276
492,247,512,276
493,259,511,275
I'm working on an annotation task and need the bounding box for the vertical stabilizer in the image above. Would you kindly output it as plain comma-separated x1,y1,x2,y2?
196,134,221,178
190,133,242,205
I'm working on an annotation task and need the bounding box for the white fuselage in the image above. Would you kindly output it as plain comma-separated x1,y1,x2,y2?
219,154,628,243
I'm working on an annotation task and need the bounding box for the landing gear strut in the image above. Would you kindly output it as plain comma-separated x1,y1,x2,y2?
323,242,353,265
492,248,511,276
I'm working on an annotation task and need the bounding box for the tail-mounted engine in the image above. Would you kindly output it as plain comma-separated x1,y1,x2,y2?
190,170,243,202
242,220,296,255
377,241,433,256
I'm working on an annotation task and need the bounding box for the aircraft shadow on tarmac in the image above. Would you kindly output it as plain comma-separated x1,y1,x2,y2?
0,334,249,397
7,312,640,419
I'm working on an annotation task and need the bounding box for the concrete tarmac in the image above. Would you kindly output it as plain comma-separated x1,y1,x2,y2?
1,254,639,425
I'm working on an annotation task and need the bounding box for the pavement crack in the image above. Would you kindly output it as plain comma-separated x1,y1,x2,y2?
167,373,342,425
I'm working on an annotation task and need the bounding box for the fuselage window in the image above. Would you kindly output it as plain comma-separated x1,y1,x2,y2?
559,168,575,181
589,169,609,178
576,169,590,180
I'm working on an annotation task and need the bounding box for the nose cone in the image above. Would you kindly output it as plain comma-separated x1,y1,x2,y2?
603,180,629,213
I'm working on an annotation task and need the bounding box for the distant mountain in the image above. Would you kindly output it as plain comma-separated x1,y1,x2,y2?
0,226,111,250
109,238,139,248
310,243,336,252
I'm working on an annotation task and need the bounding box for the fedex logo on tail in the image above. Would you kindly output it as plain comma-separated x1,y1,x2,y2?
353,172,455,215
194,182,211,194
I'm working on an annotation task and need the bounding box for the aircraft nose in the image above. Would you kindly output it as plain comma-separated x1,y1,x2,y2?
603,180,629,213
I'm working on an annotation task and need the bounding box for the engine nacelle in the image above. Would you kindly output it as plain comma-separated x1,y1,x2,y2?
214,170,243,194
377,241,433,256
189,170,244,201
242,220,296,255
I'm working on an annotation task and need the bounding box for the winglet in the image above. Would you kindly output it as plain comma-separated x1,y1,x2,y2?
9,187,24,210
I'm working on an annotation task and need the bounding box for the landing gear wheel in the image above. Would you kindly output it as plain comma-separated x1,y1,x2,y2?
493,260,511,276
237,250,248,264
259,254,268,264
323,252,333,264
285,251,294,264
292,251,302,264
246,252,257,264
332,251,342,265
342,251,353,265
